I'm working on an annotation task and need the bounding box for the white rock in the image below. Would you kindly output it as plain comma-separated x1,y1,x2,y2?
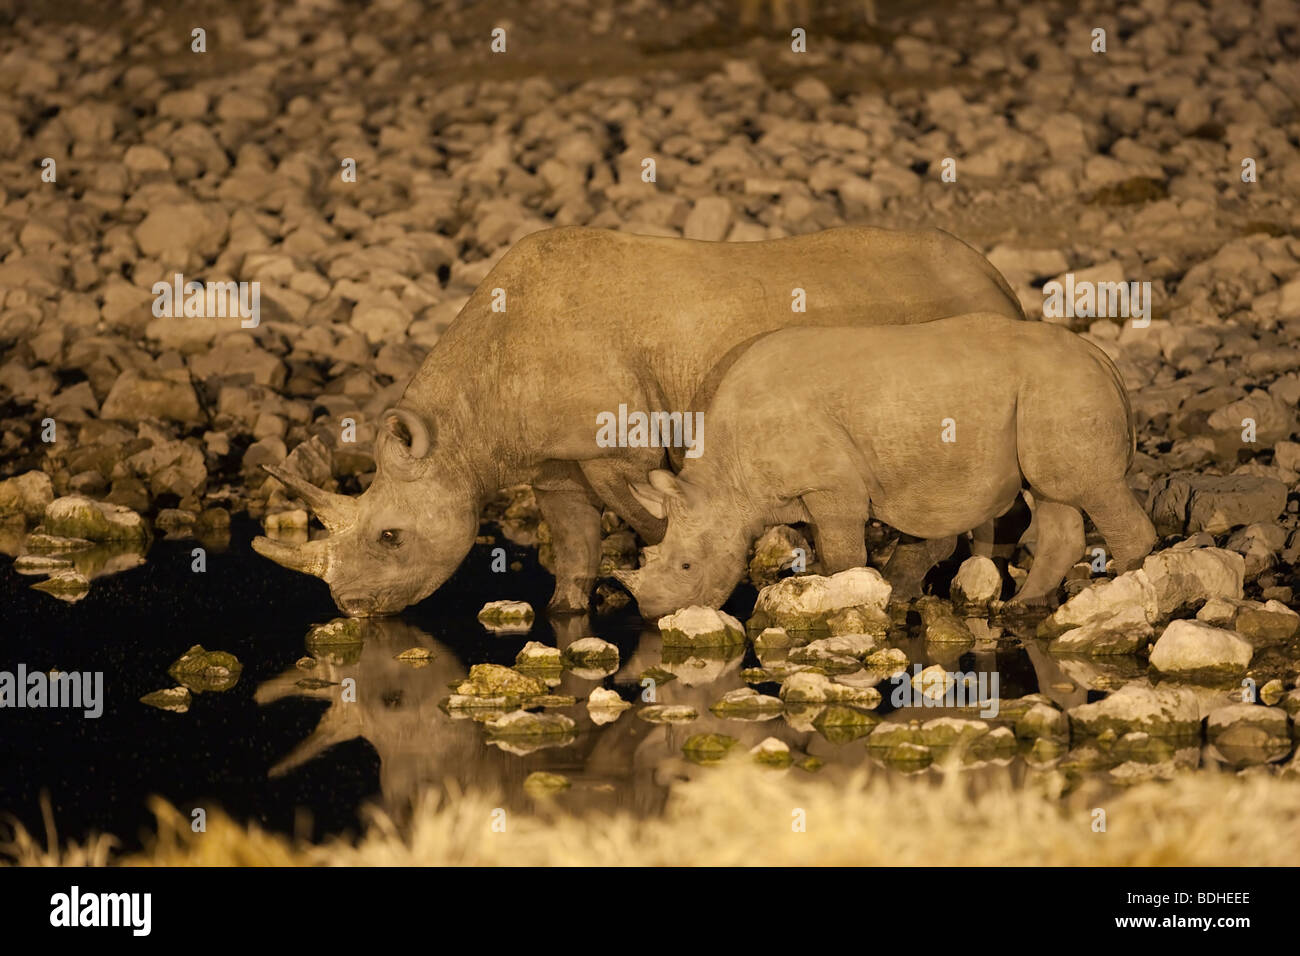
1149,619,1254,678
951,555,1002,605
1141,548,1244,616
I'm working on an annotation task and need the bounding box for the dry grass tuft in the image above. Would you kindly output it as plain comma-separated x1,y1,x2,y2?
5,764,1299,866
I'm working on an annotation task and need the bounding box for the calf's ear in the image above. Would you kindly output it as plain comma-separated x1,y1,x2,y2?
382,407,433,459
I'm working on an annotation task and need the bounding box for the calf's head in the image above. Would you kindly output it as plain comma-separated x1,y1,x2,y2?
612,469,751,618
253,407,478,617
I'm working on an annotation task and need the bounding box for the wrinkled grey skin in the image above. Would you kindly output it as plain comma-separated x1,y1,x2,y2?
254,226,1024,616
615,315,1157,618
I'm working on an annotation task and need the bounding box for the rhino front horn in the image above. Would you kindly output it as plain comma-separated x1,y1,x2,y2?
263,465,359,533
252,536,332,579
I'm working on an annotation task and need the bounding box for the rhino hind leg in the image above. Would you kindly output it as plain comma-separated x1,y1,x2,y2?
1010,499,1084,605
1079,480,1158,572
535,469,604,614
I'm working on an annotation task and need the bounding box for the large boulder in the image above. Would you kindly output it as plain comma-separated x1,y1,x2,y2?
1148,619,1254,682
1147,473,1288,535
749,568,892,631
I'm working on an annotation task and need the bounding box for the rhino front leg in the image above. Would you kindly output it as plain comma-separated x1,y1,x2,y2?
801,491,868,571
534,464,603,614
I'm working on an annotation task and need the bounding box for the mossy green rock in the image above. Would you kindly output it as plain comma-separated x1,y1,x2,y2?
456,663,547,699
813,704,881,743
658,606,745,647
750,737,793,769
710,687,785,720
637,704,698,724
780,671,881,707
42,495,149,545
683,733,738,765
523,771,570,797
168,645,242,693
485,710,576,737
562,637,619,669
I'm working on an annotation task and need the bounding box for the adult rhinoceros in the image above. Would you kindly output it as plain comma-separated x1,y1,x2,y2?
254,225,1025,616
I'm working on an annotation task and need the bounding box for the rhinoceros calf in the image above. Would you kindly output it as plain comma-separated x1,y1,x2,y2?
614,314,1157,617
254,226,1024,616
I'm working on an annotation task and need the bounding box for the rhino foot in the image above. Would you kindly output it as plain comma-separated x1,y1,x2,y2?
548,581,592,615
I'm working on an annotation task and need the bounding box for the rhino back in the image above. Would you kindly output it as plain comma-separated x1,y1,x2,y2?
402,227,1022,460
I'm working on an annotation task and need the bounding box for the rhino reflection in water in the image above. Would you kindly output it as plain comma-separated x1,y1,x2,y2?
255,616,735,817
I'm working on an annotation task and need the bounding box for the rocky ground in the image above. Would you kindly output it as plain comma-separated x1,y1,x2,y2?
2,0,1300,798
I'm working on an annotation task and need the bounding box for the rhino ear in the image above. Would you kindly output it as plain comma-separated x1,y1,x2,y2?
382,407,433,459
628,481,669,520
631,469,688,519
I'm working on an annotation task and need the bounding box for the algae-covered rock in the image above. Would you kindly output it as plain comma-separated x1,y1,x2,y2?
31,569,90,602
917,716,992,749
456,664,547,703
658,606,745,647
824,604,890,638
477,599,534,633
523,771,570,797
484,709,575,738
863,647,909,676
1148,619,1253,682
1206,703,1292,765
969,725,1018,761
306,618,363,646
22,532,94,555
14,554,75,574
915,596,975,644
562,636,619,666
1067,682,1201,739
1259,679,1285,706
779,671,881,707
753,627,792,651
750,736,793,769
1015,703,1070,745
747,524,812,587
812,704,881,743
789,633,879,664
516,641,562,669
167,644,242,693
683,733,738,765
637,704,698,724
587,687,632,725
1048,603,1153,656
710,687,785,720
42,495,149,546
305,618,364,664
395,646,436,663
749,568,892,631
563,637,620,678
140,686,191,713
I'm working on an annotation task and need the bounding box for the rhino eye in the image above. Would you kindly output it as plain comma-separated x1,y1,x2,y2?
379,529,402,548
681,562,691,571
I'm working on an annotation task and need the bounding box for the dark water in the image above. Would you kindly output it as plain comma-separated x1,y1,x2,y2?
0,517,1086,855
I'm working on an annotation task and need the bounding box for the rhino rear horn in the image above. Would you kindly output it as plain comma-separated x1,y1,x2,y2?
263,465,358,533
382,407,433,459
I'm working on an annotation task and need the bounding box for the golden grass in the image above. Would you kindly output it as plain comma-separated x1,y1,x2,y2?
5,763,1299,866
